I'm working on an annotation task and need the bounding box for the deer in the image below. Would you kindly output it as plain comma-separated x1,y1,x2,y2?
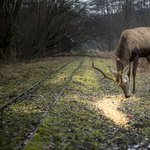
92,27,150,98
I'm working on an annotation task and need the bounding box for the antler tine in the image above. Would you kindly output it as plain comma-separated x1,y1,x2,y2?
92,61,115,82
112,54,124,73
117,76,122,85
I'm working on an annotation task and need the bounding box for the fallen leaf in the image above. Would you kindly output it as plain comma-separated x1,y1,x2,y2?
128,114,132,119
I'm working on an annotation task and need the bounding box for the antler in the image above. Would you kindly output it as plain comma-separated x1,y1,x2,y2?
112,54,124,74
92,61,116,85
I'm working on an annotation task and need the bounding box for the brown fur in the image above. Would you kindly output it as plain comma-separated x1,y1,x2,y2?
116,27,150,92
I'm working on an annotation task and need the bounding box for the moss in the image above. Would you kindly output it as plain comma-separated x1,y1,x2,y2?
1,56,149,149
0,57,74,106
26,57,149,149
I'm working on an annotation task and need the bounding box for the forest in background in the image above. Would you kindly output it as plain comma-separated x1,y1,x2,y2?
1,0,150,62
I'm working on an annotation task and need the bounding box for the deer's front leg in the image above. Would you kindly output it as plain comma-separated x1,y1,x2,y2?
132,56,139,93
128,63,131,82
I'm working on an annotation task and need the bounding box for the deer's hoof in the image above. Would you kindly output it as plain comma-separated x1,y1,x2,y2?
132,90,136,94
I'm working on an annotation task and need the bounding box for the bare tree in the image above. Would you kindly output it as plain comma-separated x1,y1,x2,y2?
1,0,150,62
0,0,22,61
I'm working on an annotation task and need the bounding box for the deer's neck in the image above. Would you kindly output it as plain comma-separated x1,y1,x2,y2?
116,38,130,73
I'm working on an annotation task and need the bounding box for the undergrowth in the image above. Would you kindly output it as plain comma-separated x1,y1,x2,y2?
0,56,149,149
25,57,150,149
0,57,74,107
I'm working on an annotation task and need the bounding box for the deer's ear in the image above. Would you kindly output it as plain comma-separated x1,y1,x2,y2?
123,64,130,75
109,66,117,77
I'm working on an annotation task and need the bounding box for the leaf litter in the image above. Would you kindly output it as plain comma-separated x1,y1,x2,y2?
0,58,81,150
25,57,150,150
1,56,150,149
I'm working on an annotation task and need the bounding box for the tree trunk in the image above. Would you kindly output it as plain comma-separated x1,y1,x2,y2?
106,0,111,52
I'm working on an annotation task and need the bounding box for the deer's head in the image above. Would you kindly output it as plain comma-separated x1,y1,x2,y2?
92,56,131,98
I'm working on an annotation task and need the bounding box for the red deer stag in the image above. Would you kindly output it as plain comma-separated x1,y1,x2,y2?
92,27,150,98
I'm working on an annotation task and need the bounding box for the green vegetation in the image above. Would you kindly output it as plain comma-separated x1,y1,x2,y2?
25,57,150,149
0,57,74,106
0,58,81,150
0,56,149,149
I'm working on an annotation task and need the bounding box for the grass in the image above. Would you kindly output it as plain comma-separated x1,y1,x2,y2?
0,55,149,149
25,57,150,149
0,57,74,107
0,58,82,150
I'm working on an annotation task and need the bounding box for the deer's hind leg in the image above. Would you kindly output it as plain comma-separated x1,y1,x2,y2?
146,55,150,65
